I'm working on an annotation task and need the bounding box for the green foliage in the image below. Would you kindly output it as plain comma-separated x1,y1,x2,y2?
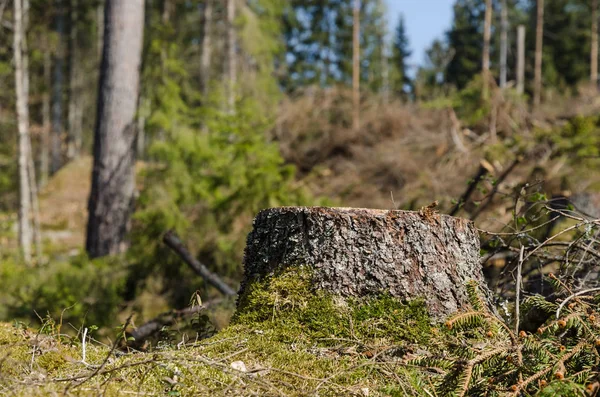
0,254,127,330
538,115,600,160
416,282,600,396
391,13,412,97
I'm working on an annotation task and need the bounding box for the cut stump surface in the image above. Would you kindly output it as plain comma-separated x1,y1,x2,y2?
239,207,489,319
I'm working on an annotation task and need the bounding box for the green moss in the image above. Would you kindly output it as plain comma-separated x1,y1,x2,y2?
235,266,432,346
0,266,435,396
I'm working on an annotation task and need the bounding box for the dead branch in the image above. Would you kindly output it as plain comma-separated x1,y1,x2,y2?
163,230,237,297
470,157,521,221
126,301,222,349
449,162,490,216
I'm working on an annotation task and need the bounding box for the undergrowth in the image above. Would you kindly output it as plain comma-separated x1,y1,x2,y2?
2,266,600,396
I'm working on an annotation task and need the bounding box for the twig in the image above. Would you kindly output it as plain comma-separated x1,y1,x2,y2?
556,287,600,319
471,157,521,221
515,246,524,334
163,230,237,296
128,301,221,348
449,163,489,216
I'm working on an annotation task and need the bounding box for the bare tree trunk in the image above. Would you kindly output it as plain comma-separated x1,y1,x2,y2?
21,4,42,260
40,38,51,188
97,0,104,60
500,0,508,89
517,25,525,95
226,0,236,113
352,0,360,132
592,0,598,89
482,0,493,100
51,0,66,173
14,0,32,264
534,0,544,109
200,0,212,95
239,207,492,319
67,0,83,159
86,0,145,258
381,41,389,104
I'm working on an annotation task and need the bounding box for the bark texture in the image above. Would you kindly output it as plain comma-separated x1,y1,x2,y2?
14,0,32,263
86,0,144,258
240,207,489,319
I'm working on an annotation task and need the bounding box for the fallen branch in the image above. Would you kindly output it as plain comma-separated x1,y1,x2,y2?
127,302,220,348
163,230,237,296
449,162,490,216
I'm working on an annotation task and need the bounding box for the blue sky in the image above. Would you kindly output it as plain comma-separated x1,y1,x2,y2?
384,0,455,69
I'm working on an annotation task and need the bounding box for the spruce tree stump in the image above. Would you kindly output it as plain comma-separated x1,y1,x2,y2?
239,207,490,319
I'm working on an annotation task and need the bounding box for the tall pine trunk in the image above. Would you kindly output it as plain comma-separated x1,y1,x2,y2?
534,0,544,109
352,0,360,132
200,0,212,95
40,37,51,188
592,0,598,89
67,0,83,159
227,0,236,112
86,0,144,258
499,0,508,89
14,0,32,263
517,25,525,95
51,0,65,173
482,0,492,100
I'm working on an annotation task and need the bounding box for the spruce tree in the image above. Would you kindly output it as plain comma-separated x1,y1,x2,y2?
446,0,487,90
391,13,412,97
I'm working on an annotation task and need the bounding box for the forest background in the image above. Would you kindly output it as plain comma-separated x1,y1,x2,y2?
1,0,600,339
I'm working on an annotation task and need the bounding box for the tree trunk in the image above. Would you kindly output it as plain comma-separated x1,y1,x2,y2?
200,0,212,95
534,0,544,109
499,0,508,89
517,25,525,95
482,0,493,100
97,0,104,60
592,0,598,89
51,0,65,173
67,0,83,159
239,207,491,319
381,41,389,104
86,0,144,258
14,0,32,264
21,0,41,260
352,0,360,132
40,37,51,188
226,0,236,113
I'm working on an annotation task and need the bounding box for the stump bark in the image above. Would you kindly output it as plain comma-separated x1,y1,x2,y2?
239,207,491,319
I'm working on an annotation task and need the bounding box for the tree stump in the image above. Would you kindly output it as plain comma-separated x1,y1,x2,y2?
239,207,491,319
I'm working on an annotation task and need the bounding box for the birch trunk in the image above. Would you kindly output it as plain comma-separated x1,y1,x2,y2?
86,0,145,258
14,0,32,264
